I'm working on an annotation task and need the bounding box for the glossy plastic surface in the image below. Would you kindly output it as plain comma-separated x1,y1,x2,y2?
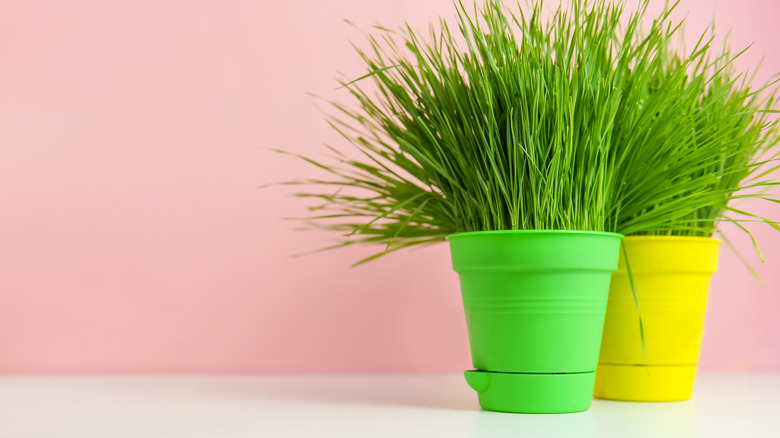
595,236,720,401
450,230,623,413
464,370,596,413
595,364,697,401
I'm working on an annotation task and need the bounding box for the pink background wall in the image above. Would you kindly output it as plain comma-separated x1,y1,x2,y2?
0,0,778,373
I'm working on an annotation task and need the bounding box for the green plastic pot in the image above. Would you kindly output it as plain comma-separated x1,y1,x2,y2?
449,230,623,413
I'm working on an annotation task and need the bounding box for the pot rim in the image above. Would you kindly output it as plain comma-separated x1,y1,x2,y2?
622,235,722,244
446,229,624,241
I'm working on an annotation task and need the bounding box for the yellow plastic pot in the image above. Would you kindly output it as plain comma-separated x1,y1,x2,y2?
594,236,720,402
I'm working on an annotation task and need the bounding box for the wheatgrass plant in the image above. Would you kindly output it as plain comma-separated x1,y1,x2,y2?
612,30,780,241
280,0,779,263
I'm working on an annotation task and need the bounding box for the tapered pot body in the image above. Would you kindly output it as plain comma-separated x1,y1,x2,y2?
450,230,623,413
594,236,720,401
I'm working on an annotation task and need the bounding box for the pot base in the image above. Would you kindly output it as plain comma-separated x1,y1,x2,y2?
464,370,596,414
594,364,697,401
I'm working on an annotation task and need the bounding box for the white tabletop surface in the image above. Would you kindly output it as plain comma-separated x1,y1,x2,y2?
1,373,778,438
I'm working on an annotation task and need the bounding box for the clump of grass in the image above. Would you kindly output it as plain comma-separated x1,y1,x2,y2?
612,27,780,240
278,0,779,264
